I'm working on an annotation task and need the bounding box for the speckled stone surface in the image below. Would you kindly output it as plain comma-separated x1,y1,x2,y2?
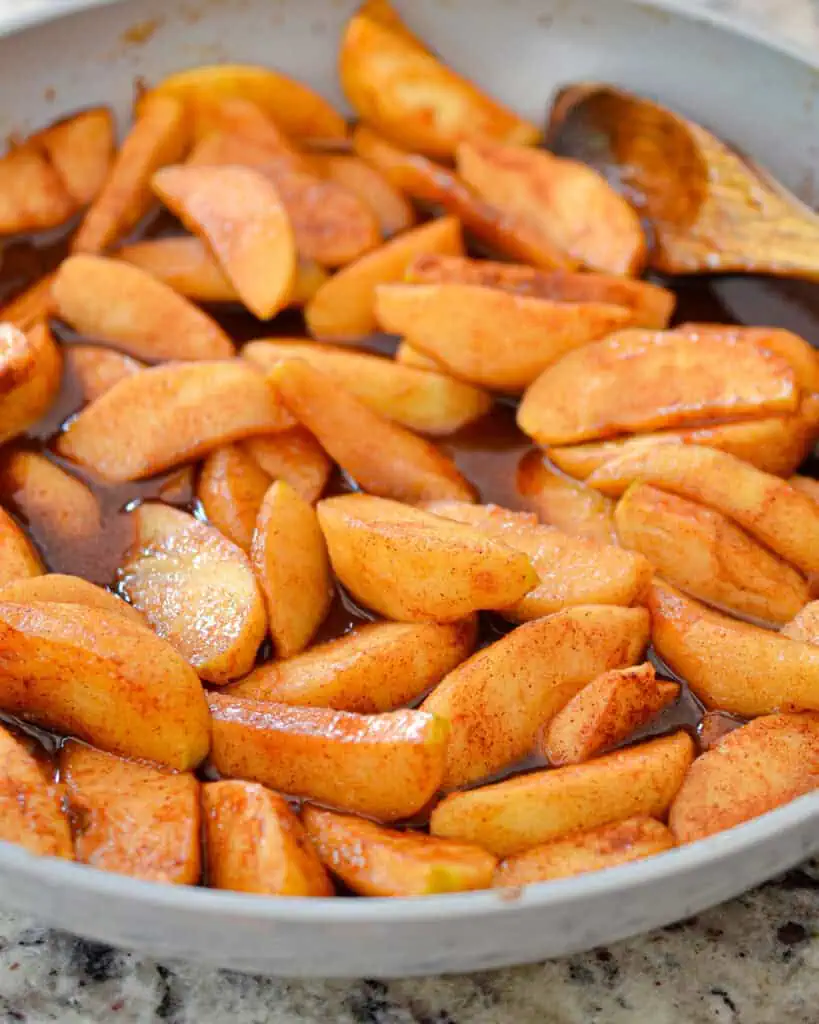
0,1,818,1021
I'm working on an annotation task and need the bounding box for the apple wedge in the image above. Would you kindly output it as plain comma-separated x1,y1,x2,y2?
32,107,115,206
0,275,55,333
516,453,616,544
73,94,189,254
588,445,819,576
0,574,145,628
226,619,476,712
457,140,646,275
669,713,819,843
339,0,538,159
0,507,43,586
243,428,331,505
188,96,307,166
152,164,296,320
304,806,496,897
405,254,676,329
52,255,234,361
542,663,679,766
518,329,798,446
305,217,463,340
243,339,491,436
57,360,293,483
782,601,819,645
316,494,536,621
431,731,693,857
394,342,445,372
65,345,144,402
0,143,75,234
0,322,62,445
0,601,209,768
198,444,272,552
250,481,332,658
203,780,333,896
649,579,819,715
208,694,448,821
0,723,72,858
615,483,809,625
494,817,675,887
375,282,632,392
121,503,267,684
61,740,201,883
312,152,415,236
422,605,650,788
271,359,474,502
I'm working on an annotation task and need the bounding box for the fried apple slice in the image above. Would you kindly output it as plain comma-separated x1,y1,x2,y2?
198,444,271,552
0,322,62,445
209,695,448,821
0,143,75,234
518,329,797,446
61,740,200,883
243,428,331,505
457,140,646,275
376,283,632,392
250,481,332,658
203,780,333,896
516,453,616,544
57,360,292,483
616,483,809,625
0,574,144,627
340,0,538,159
423,606,649,788
669,713,819,843
272,359,474,502
226,619,476,712
33,107,115,206
0,723,71,858
152,164,295,320
141,64,347,142
542,663,679,766
316,494,536,621
305,217,463,340
312,152,415,236
244,338,491,436
0,601,209,768
782,601,819,645
649,579,819,715
352,125,575,269
191,96,306,165
424,501,652,620
494,817,674,887
304,806,496,896
121,503,267,684
73,94,188,254
406,254,675,329
588,445,819,576
53,255,234,360
65,345,144,403
431,731,693,857
0,275,54,332
394,342,445,372
0,507,43,585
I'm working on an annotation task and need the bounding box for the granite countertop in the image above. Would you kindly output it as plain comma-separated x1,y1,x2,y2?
1,1,818,1021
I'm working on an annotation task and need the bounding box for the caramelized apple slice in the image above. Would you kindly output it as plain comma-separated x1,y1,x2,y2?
375,283,632,392
306,217,463,340
548,83,819,279
227,619,476,712
52,255,234,360
457,140,646,275
65,345,144,403
73,94,189,254
394,342,445,372
0,574,145,628
304,805,496,896
0,507,43,585
0,322,62,444
121,503,267,684
190,96,307,166
423,605,650,788
243,338,491,436
516,453,616,544
271,359,474,502
198,444,272,552
204,780,333,896
616,483,809,625
317,494,536,621
0,601,209,768
32,107,115,206
494,817,674,887
0,143,75,234
57,360,292,483
61,740,200,883
431,731,693,856
542,663,679,766
243,428,331,505
312,152,415,236
649,579,819,715
209,694,448,821
782,601,819,645
0,723,72,858
669,713,819,843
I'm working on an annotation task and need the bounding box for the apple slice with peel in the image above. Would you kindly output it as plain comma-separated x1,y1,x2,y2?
32,107,115,206
312,152,415,236
243,428,331,505
198,444,272,553
65,345,144,403
0,574,145,628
